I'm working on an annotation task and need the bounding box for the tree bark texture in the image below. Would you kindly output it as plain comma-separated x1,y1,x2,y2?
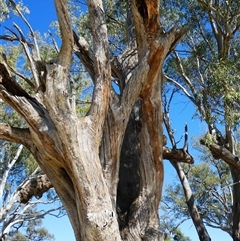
0,0,187,240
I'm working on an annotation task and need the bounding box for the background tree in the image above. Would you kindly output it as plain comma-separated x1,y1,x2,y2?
161,0,240,240
161,86,210,241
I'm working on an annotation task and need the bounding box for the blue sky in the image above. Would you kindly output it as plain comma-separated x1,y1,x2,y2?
0,1,233,240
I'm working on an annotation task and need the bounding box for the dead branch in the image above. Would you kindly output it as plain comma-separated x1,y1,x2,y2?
163,146,194,164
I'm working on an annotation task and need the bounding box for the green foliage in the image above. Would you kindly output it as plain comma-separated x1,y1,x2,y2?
205,59,240,126
202,133,216,146
0,0,29,22
0,0,11,21
7,219,55,241
162,0,240,129
160,214,192,241
173,228,191,241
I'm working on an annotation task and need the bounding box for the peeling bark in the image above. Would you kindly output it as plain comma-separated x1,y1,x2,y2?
0,0,188,240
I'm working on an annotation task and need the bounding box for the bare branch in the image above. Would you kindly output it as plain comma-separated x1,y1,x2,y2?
170,161,211,240
86,0,111,134
1,53,35,90
183,123,188,152
166,26,189,56
73,31,95,81
74,30,125,91
0,62,33,98
0,34,19,42
164,74,196,105
174,51,196,94
48,31,59,53
0,124,31,146
163,147,194,164
163,112,177,149
9,23,40,87
0,144,24,199
9,0,41,60
163,98,193,164
54,0,74,66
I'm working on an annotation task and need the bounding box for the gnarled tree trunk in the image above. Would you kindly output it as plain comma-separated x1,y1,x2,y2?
0,0,187,240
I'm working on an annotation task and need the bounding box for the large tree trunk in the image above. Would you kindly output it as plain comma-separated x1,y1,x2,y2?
117,93,164,240
0,0,187,240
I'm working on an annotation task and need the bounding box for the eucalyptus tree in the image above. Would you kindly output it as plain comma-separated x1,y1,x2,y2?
162,0,240,240
0,0,189,240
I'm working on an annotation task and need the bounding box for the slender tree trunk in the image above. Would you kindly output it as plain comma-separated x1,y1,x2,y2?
171,162,211,241
230,167,240,241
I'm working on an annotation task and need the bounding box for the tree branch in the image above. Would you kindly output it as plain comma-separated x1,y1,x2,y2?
73,30,127,93
54,0,74,66
0,124,31,146
9,0,41,60
131,0,160,59
86,0,111,134
73,31,95,81
166,26,188,56
0,62,32,98
200,139,240,173
12,23,40,88
163,147,194,164
1,53,35,90
0,144,24,199
164,74,196,105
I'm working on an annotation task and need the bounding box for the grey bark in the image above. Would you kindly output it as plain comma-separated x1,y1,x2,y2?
0,0,188,240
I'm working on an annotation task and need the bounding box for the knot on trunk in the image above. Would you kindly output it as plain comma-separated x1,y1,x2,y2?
18,174,53,203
